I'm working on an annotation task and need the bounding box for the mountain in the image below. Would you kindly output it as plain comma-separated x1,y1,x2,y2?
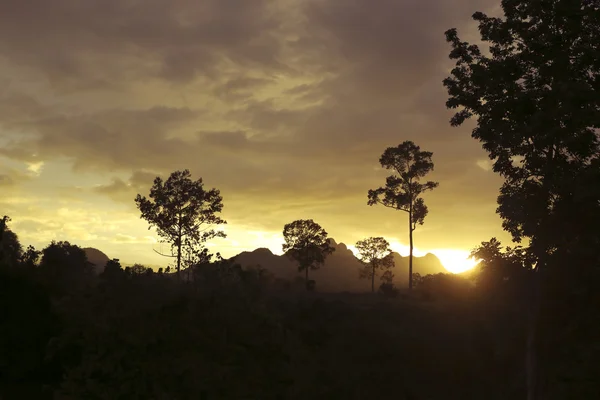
230,239,448,292
83,247,110,275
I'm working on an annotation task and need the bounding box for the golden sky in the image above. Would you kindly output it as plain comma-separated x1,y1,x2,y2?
0,0,511,273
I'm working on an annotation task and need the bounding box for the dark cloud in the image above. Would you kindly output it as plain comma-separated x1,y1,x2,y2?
0,0,284,86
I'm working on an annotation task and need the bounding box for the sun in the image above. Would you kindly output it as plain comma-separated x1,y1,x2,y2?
432,249,480,274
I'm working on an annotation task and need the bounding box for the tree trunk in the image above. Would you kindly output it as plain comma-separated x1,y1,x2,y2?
176,235,182,276
408,211,414,290
527,264,543,400
371,261,375,293
305,266,309,291
176,210,183,280
526,148,553,400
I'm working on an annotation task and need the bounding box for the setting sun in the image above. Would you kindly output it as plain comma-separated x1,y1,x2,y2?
431,249,480,274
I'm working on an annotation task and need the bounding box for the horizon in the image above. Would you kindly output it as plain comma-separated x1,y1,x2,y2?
97,237,479,274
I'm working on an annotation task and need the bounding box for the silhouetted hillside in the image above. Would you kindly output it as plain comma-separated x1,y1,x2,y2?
231,238,447,292
82,247,110,275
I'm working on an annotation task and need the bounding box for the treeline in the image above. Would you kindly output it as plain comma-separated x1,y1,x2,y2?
0,211,597,399
131,140,439,294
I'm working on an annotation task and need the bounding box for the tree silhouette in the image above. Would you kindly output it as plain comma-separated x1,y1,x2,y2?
282,219,335,291
135,169,226,276
469,238,533,295
131,263,148,275
39,241,93,295
0,216,8,262
444,1,600,398
379,270,398,298
355,237,395,292
100,258,124,282
368,141,439,290
0,217,23,269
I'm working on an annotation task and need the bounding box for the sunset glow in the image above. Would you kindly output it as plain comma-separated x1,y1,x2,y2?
432,249,481,274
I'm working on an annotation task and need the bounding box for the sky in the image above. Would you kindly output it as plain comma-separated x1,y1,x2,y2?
0,0,512,273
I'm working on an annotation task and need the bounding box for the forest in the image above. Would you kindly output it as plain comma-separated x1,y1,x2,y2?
1,0,599,399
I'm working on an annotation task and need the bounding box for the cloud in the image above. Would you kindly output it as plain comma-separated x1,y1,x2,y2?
26,161,44,175
0,0,514,260
0,160,32,189
476,159,493,171
114,234,157,244
0,0,286,87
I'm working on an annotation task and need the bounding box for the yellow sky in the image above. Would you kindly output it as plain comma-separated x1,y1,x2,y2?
0,0,509,273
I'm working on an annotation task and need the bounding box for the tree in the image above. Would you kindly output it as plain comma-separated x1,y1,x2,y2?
39,241,93,294
469,238,533,294
444,0,600,261
368,141,439,289
0,221,23,268
282,219,335,290
100,258,124,282
135,169,227,276
379,270,398,298
444,2,600,398
20,245,41,269
355,237,395,292
0,216,24,269
131,263,149,275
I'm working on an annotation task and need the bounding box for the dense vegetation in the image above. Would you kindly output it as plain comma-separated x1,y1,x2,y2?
0,226,562,399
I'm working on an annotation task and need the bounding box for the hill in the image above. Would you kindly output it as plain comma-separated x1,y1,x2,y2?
230,238,447,292
83,247,110,275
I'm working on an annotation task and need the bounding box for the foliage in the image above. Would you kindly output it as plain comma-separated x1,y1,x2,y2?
443,0,600,258
469,237,533,294
355,237,395,292
135,169,226,274
0,216,23,268
282,219,335,290
444,2,600,398
368,141,439,289
21,245,42,269
39,241,94,296
100,258,125,282
130,263,150,275
417,273,473,302
0,266,62,397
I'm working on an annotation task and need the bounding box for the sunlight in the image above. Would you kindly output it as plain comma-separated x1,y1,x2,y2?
245,230,285,256
388,241,426,257
431,249,480,274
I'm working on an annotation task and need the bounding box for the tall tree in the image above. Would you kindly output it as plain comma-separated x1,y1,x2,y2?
444,1,600,398
135,169,226,275
355,237,395,292
368,141,439,289
282,219,335,291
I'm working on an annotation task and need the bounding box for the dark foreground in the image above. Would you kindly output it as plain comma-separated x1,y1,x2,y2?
1,264,597,400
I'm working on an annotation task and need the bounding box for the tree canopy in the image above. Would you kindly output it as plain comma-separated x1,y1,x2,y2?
135,169,226,275
368,141,439,289
444,1,600,398
355,237,395,293
282,219,335,290
443,0,600,259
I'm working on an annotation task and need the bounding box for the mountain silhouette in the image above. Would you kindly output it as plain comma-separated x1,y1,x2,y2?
83,247,110,275
230,238,447,292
